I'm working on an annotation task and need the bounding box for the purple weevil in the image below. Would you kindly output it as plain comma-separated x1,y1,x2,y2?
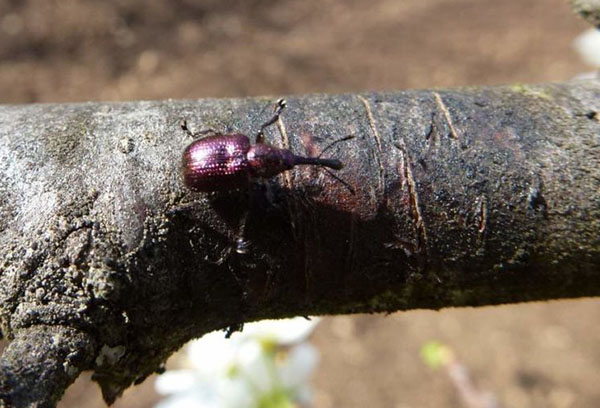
181,99,344,192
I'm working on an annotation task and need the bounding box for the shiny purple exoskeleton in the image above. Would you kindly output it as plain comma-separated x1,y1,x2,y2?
181,101,343,192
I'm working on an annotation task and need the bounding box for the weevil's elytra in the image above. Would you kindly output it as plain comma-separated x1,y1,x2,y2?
182,134,251,192
181,99,344,193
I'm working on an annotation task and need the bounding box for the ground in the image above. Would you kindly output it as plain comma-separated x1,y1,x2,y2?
0,0,598,407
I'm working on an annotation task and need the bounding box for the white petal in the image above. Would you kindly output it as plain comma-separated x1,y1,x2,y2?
293,384,314,407
239,317,321,344
154,370,198,395
236,341,274,394
277,343,319,389
186,332,238,371
219,376,256,408
154,389,219,408
574,28,600,68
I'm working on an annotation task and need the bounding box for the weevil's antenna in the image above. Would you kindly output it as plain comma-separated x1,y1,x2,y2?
292,155,343,170
315,134,355,194
318,135,355,158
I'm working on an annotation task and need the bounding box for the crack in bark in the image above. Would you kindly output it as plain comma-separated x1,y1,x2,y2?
477,194,489,251
477,195,488,235
275,114,301,243
358,95,385,197
276,115,293,190
433,92,460,142
395,141,428,256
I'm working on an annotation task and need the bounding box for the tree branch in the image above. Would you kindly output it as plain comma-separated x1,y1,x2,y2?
1,80,599,405
0,326,93,407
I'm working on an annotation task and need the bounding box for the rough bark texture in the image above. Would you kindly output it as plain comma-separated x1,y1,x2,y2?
0,326,93,408
0,80,599,406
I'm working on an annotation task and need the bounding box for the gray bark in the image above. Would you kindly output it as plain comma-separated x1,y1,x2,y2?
0,80,599,406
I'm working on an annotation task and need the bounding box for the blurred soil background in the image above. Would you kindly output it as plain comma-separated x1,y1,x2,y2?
0,0,598,407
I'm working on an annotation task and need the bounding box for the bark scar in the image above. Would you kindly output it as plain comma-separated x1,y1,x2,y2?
395,141,428,254
358,95,385,197
276,116,293,190
477,195,487,235
276,115,298,240
433,92,459,141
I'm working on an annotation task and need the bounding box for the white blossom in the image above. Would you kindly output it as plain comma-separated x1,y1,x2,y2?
574,28,600,68
155,317,321,408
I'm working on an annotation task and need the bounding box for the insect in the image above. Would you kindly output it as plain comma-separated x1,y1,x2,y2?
180,99,350,254
181,99,344,192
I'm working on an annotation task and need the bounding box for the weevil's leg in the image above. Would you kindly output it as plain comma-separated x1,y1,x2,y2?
255,98,287,143
323,167,355,195
166,199,204,216
235,208,250,254
180,120,218,139
215,246,233,265
225,323,245,338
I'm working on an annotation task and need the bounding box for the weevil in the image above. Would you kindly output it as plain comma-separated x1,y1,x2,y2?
181,99,343,192
180,99,350,254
